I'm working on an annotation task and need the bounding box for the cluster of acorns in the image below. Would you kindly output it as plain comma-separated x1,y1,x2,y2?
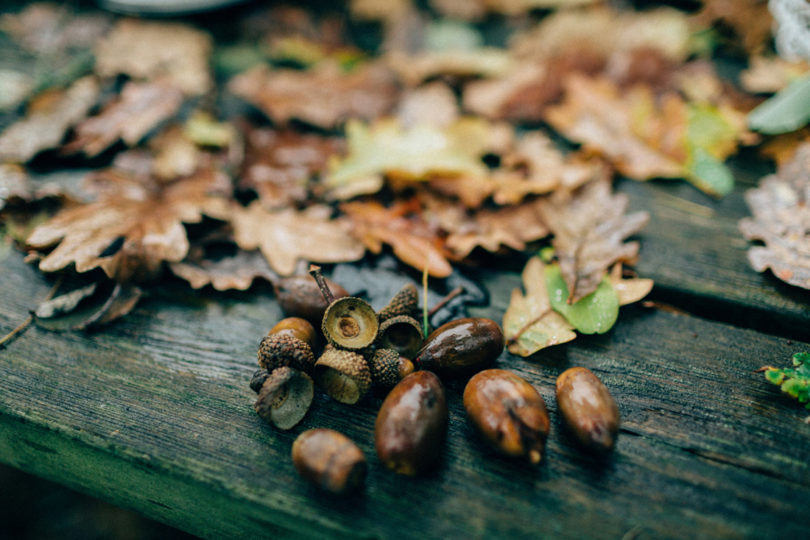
249,268,620,495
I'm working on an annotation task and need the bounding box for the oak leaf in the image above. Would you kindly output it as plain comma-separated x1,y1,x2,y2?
228,61,398,129
232,203,365,276
538,179,650,302
0,76,99,163
171,249,279,291
741,56,810,94
27,162,232,282
739,143,810,289
64,80,183,157
0,3,110,55
341,199,452,277
94,19,213,95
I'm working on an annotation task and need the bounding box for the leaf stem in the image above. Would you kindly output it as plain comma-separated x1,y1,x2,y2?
308,264,334,305
0,276,62,348
506,308,552,346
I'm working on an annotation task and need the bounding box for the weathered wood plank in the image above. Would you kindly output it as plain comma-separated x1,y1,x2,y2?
1,249,809,540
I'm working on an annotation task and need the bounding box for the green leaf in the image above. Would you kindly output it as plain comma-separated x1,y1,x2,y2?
748,74,810,135
544,264,619,334
762,352,810,409
684,104,737,196
686,147,734,197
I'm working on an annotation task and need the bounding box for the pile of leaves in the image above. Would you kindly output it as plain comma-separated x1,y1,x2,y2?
0,1,805,351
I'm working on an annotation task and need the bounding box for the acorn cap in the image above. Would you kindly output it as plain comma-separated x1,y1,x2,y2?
377,315,423,359
368,348,403,389
254,367,314,430
314,347,372,405
269,317,317,348
258,333,316,373
379,283,419,322
321,296,379,351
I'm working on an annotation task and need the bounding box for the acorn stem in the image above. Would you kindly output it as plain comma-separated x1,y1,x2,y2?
428,286,465,318
308,264,335,305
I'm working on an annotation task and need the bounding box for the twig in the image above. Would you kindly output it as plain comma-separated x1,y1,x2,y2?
308,264,334,305
427,286,465,318
0,276,62,348
505,309,552,346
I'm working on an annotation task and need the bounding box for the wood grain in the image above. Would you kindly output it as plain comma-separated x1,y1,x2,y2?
2,248,809,539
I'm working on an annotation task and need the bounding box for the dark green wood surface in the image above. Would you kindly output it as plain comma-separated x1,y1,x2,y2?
2,172,810,538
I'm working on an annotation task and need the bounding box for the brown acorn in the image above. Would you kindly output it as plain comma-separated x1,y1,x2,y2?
368,348,414,389
292,428,367,494
379,283,419,322
321,296,379,351
377,315,423,359
463,369,550,464
258,333,315,373
416,317,504,378
269,317,317,348
274,274,349,325
556,367,620,453
253,367,314,430
314,346,372,404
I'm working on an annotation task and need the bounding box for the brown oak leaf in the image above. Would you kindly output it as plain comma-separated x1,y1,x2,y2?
538,179,650,302
94,19,212,95
228,61,398,129
739,143,810,289
240,127,343,209
171,249,279,291
64,80,184,157
692,0,773,55
27,162,231,282
0,76,99,163
232,203,365,276
341,199,452,277
0,3,111,55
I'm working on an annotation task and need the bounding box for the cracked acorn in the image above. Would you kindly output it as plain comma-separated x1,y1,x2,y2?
292,428,367,494
464,369,550,464
556,367,620,453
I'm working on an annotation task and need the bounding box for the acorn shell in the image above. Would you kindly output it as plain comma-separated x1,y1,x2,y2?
258,333,315,373
314,347,372,404
379,283,419,322
254,367,314,430
377,315,423,359
321,296,379,351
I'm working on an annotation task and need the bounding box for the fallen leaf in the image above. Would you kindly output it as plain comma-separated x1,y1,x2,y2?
350,0,414,22
741,55,810,94
0,76,99,163
692,0,773,54
27,162,232,282
608,264,654,305
64,80,183,157
546,74,745,195
430,0,600,20
545,262,619,334
170,249,279,291
94,19,213,95
397,82,459,128
232,203,365,276
183,112,236,149
240,128,343,209
739,143,810,289
35,283,97,318
228,61,398,129
77,282,143,329
0,164,30,211
341,199,452,277
748,74,810,135
761,352,810,410
0,69,35,111
538,179,649,302
387,49,513,86
502,256,576,357
0,4,110,55
759,129,810,166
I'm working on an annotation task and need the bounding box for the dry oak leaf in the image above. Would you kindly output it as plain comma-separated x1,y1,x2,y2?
0,76,99,163
341,199,452,277
228,61,398,129
27,164,232,283
0,3,111,55
240,127,343,209
171,249,279,291
545,74,746,196
739,143,810,289
503,256,576,357
387,48,513,87
741,56,810,94
94,19,213,95
64,80,184,158
232,203,364,276
397,82,460,129
430,0,600,20
538,178,650,302
692,0,773,55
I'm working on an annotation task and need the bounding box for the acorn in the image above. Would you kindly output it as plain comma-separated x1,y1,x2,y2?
292,428,367,494
258,332,316,373
269,317,317,348
321,296,379,351
253,367,314,430
249,368,272,393
416,317,504,378
314,346,372,404
377,315,423,359
464,369,550,464
274,274,349,325
379,283,419,321
556,367,620,453
368,348,415,389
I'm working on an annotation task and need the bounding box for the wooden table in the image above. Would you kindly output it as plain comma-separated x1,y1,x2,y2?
2,164,809,539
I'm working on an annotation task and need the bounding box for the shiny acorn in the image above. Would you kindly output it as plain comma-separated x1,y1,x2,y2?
416,317,504,378
292,428,367,494
375,371,447,475
253,367,314,430
274,274,349,325
463,369,550,464
556,367,620,453
269,316,317,348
